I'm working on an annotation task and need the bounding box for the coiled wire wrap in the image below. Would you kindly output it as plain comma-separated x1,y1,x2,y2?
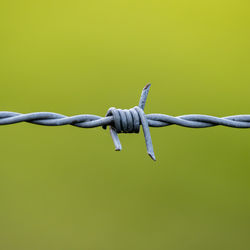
1,84,250,160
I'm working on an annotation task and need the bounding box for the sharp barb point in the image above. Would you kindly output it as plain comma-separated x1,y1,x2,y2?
148,153,156,161
143,83,151,90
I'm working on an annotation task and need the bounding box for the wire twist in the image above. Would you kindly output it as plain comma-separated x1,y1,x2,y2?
1,84,250,160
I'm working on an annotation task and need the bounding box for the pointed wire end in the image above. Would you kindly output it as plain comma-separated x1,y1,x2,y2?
139,83,152,110
148,152,156,161
143,83,151,90
114,142,122,151
109,126,122,152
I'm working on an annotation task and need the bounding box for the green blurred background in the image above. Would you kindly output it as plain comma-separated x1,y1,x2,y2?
0,0,250,249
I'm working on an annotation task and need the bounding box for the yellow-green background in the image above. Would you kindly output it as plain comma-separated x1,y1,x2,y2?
0,1,250,249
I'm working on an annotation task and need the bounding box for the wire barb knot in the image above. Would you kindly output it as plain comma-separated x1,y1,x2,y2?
102,84,156,161
103,107,141,133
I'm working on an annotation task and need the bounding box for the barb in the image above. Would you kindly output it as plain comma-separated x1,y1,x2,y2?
1,84,250,160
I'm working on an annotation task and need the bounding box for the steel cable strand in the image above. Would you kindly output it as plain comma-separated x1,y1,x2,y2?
1,112,250,128
1,84,250,160
146,114,250,128
0,112,113,128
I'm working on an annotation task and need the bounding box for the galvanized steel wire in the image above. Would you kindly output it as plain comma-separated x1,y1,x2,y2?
1,84,250,160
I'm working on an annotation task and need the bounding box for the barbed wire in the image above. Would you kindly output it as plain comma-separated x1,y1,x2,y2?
1,83,250,161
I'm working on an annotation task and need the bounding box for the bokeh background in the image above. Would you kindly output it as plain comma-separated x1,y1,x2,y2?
0,1,250,249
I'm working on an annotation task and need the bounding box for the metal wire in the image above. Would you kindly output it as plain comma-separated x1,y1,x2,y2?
1,84,250,161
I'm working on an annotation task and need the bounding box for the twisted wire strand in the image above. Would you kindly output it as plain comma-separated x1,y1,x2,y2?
1,84,250,160
1,112,250,128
